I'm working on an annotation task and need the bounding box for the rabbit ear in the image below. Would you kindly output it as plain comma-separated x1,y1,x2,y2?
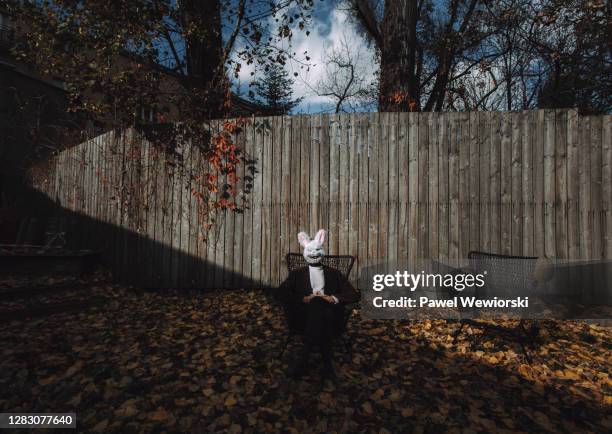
297,232,311,247
314,229,326,244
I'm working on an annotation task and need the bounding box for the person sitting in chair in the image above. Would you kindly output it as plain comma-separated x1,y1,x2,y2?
274,229,359,380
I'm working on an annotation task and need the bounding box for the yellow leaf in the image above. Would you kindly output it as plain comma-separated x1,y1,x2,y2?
68,393,82,407
518,364,532,379
229,424,242,434
150,407,169,421
389,389,401,401
39,376,56,386
65,361,84,378
562,370,580,380
362,401,374,415
401,408,414,418
531,411,556,431
92,419,108,432
371,388,384,401
116,402,138,418
502,418,516,428
319,392,334,406
216,414,231,426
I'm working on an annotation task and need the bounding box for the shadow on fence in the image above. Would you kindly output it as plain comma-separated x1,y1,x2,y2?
10,185,258,290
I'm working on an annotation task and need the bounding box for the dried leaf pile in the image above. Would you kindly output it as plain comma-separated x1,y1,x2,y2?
0,278,610,433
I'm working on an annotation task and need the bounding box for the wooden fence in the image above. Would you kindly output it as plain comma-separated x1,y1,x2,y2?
32,110,611,288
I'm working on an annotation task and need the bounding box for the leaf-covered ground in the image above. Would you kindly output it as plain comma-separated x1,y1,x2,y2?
0,276,610,433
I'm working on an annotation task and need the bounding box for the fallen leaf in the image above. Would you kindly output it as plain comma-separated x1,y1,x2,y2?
150,407,170,421
91,419,108,432
401,408,414,418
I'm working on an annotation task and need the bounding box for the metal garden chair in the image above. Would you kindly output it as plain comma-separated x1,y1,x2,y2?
452,251,541,363
277,253,357,359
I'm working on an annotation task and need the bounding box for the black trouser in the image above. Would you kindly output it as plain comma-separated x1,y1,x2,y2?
290,297,342,364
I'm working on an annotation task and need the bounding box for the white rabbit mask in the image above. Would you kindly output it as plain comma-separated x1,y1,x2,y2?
298,230,326,265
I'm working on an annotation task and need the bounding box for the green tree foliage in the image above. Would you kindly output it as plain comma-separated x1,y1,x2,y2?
249,63,304,114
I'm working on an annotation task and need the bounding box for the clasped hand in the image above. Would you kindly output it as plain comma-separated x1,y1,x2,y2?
303,294,335,303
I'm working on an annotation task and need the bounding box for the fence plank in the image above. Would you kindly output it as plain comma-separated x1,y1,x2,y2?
250,119,264,287
591,115,603,259
358,114,370,271
138,139,151,286
270,115,283,286
289,115,301,262
479,111,490,252
555,110,568,259
579,116,592,259
418,112,430,259
125,131,137,283
339,113,350,254
319,114,330,244
310,114,321,233
209,122,223,289
261,116,274,287
490,111,501,253
438,112,449,261
534,110,545,257
369,112,380,262
186,140,199,287
398,112,410,262
544,110,556,258
379,112,390,261
602,116,612,260
329,114,340,255
500,112,512,255
174,140,185,287
511,111,523,256
429,112,439,260
348,112,360,278
522,111,534,257
469,111,480,254
279,115,292,282
232,123,246,287
387,112,399,265
567,110,580,260
408,112,419,264
459,112,470,258
242,117,255,286
448,112,460,264
204,122,218,289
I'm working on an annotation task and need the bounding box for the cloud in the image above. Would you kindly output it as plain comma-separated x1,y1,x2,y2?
288,8,377,113
230,5,377,114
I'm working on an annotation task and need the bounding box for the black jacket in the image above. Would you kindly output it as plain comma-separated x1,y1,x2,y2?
275,265,359,305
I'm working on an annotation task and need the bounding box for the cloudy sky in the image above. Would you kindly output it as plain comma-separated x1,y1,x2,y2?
232,1,378,114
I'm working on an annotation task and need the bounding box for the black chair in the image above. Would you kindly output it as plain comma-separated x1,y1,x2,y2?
277,253,357,359
452,251,540,363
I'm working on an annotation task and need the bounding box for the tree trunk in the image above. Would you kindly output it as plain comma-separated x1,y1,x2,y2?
378,0,419,112
180,0,224,112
